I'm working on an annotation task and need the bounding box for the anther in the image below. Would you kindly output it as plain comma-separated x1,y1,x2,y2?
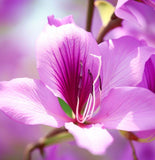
80,61,83,77
77,61,83,97
76,55,102,123
99,76,102,91
88,69,93,94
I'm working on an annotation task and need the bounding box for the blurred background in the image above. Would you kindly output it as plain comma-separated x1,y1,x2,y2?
1,0,155,160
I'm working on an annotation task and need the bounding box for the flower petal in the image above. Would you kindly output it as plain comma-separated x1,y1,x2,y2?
138,55,155,93
93,87,155,131
143,0,155,9
48,15,74,26
134,129,155,142
65,122,113,155
104,27,128,40
99,36,154,97
37,16,101,113
0,78,71,127
116,1,155,47
116,0,128,9
116,1,153,27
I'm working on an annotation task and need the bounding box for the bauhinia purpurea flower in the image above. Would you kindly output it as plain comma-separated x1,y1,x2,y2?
0,15,155,154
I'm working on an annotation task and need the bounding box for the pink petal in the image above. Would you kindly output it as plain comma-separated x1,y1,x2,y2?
36,16,101,114
104,27,128,40
134,129,155,141
143,0,155,9
0,78,71,127
47,15,74,26
92,87,155,131
116,0,128,8
116,1,155,47
99,36,154,97
138,56,155,93
116,1,153,27
65,122,113,155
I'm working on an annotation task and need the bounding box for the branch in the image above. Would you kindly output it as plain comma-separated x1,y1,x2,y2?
86,0,95,32
24,128,73,160
96,14,122,44
129,140,139,160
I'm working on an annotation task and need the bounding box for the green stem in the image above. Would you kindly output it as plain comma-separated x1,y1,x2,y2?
44,131,73,146
24,128,73,160
129,140,138,160
86,0,95,32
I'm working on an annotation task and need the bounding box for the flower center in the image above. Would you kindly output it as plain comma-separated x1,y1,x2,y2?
76,55,102,123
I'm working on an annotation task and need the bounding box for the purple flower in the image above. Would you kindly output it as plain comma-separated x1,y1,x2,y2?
109,0,155,48
115,0,155,9
0,15,155,155
134,55,155,141
138,56,155,93
105,0,155,142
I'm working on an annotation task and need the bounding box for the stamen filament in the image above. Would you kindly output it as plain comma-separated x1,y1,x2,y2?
76,97,80,122
76,94,92,123
76,55,102,123
82,93,92,119
77,61,83,97
87,55,101,119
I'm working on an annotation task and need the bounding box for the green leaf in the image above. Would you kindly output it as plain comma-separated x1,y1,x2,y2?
95,0,115,26
58,97,74,118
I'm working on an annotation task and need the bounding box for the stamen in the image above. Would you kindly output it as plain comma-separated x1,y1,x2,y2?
77,61,83,97
99,76,102,91
76,69,93,123
90,54,102,85
76,96,80,122
88,69,93,94
86,55,102,120
76,93,92,123
76,55,102,123
82,93,92,120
